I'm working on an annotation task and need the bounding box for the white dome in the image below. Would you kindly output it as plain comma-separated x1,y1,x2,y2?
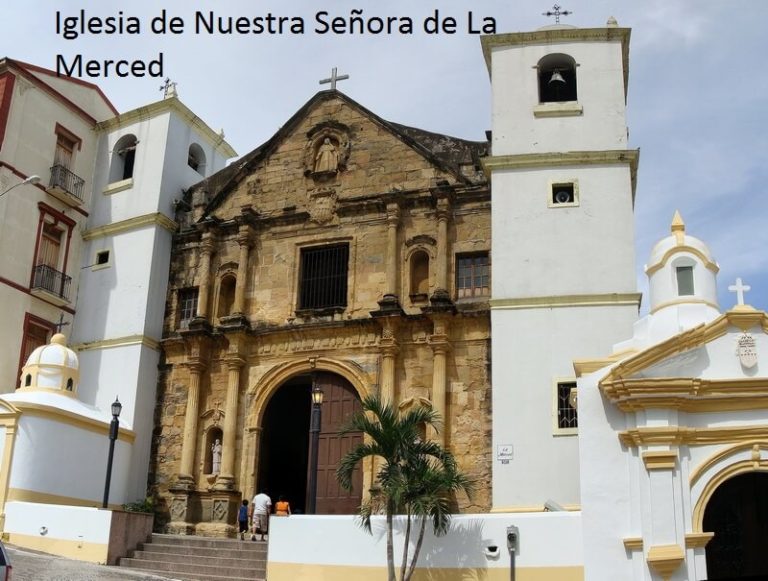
19,333,79,394
645,211,720,316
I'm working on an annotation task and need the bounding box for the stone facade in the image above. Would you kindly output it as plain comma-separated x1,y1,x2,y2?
150,91,492,534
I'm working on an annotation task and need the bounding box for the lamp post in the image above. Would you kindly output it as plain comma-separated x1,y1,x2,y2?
0,174,40,199
306,378,324,514
102,397,122,509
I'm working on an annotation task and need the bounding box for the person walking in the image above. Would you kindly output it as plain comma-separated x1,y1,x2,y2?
274,495,291,516
237,499,249,540
251,489,272,541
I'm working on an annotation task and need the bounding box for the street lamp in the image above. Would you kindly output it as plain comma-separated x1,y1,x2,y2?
0,174,41,199
102,397,122,509
306,379,324,514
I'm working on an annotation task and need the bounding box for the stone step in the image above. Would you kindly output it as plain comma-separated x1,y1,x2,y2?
119,566,264,581
138,541,267,559
121,556,264,578
149,533,268,550
129,550,267,570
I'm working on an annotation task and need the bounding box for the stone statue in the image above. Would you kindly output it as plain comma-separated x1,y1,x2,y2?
314,138,339,173
211,438,222,474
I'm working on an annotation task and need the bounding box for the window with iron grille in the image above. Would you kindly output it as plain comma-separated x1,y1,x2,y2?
556,381,578,430
178,288,199,328
456,252,489,299
299,244,349,310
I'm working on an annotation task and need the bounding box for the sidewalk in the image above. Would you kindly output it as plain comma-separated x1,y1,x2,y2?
6,545,180,581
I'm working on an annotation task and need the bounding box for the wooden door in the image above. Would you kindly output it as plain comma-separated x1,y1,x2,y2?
313,373,363,515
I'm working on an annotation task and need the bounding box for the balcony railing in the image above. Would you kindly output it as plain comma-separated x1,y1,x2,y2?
31,264,72,302
48,164,85,203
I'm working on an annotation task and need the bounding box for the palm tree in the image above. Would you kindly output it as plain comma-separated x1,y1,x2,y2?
336,395,473,581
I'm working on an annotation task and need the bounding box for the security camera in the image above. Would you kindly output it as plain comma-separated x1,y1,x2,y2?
544,499,566,512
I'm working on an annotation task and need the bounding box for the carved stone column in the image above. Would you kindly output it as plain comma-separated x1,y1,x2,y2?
215,354,245,490
196,232,215,320
178,359,206,487
232,225,253,316
377,201,402,312
379,319,399,404
428,316,450,445
432,197,452,305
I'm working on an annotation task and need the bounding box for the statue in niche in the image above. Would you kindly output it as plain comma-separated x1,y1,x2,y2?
211,438,222,474
314,137,339,173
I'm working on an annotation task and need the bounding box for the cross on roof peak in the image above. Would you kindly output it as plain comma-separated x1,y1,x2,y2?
543,4,572,24
54,313,70,334
728,277,751,306
319,67,349,91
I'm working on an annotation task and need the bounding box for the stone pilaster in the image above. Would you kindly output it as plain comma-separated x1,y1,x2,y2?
379,318,399,405
214,353,245,490
431,196,453,307
378,201,403,312
428,316,450,445
177,359,205,487
194,232,215,322
232,225,253,316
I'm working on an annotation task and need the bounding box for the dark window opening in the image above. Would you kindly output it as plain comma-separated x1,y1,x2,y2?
178,288,199,328
299,244,349,310
552,183,575,205
456,253,490,299
557,382,578,429
66,378,73,391
676,266,694,296
538,54,578,103
24,374,31,387
96,250,110,265
110,134,138,183
122,148,136,180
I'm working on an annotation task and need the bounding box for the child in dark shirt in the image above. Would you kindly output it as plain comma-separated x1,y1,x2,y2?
238,499,249,540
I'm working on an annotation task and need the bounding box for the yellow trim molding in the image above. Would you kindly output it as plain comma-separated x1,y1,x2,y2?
480,26,630,97
646,544,685,581
7,488,121,510
82,212,177,241
97,97,237,157
534,102,583,118
645,245,719,276
268,562,584,581
620,425,768,448
601,309,768,386
490,293,641,310
7,532,108,564
73,334,161,352
689,441,768,487
102,177,133,195
573,349,636,377
602,377,768,413
623,533,714,552
12,402,136,443
642,450,677,471
481,149,639,173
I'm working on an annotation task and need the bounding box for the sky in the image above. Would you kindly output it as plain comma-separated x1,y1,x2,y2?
3,0,766,312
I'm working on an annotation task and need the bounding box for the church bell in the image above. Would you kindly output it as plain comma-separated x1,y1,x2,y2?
548,70,566,85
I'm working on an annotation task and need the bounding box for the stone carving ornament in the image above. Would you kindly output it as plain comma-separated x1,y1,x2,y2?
304,124,351,178
737,332,757,369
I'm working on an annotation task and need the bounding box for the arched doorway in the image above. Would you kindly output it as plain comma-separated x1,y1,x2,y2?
703,472,768,580
257,371,363,515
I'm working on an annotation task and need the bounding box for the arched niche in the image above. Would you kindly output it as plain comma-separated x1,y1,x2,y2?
538,53,578,103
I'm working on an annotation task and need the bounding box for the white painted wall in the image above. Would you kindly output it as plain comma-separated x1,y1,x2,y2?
8,414,130,504
269,512,582,573
489,34,627,156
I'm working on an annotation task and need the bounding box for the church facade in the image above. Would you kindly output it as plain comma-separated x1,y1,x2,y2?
152,91,493,532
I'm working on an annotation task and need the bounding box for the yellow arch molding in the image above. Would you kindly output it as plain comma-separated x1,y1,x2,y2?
690,441,768,488
692,460,768,533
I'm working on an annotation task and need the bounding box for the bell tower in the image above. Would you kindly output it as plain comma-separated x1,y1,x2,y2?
482,18,641,509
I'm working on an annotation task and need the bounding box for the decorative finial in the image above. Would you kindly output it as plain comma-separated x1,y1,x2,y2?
319,67,350,91
670,210,686,244
51,333,67,346
159,78,178,99
543,5,572,24
607,16,618,27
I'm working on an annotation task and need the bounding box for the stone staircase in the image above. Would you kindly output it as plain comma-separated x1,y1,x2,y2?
118,533,267,581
